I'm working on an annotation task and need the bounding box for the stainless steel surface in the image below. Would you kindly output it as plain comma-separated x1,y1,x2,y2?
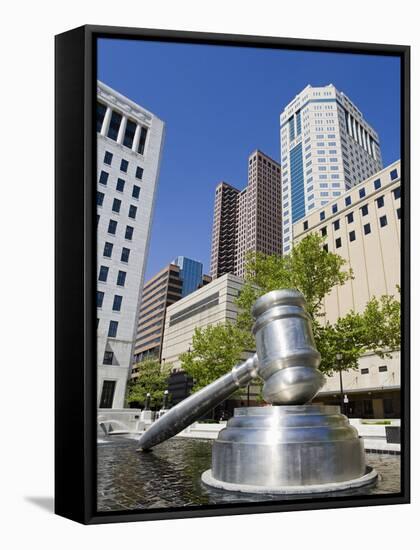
252,289,325,404
137,355,258,450
209,404,366,488
137,289,326,450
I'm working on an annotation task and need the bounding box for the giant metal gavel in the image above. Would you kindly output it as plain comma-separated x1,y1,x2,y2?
137,289,325,451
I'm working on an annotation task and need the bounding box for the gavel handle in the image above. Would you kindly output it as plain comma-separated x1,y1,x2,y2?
137,354,258,451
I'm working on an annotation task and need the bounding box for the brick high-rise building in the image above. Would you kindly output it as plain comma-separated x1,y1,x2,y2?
132,257,210,375
210,182,240,279
210,150,282,280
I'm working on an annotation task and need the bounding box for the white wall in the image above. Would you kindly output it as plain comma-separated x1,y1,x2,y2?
4,1,419,549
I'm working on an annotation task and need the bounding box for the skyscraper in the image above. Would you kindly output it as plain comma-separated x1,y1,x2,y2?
133,258,210,370
96,81,165,409
280,84,383,254
210,150,282,280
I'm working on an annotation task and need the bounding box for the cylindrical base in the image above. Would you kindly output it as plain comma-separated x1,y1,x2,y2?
205,405,374,492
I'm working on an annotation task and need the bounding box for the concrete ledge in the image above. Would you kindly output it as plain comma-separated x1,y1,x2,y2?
201,467,378,495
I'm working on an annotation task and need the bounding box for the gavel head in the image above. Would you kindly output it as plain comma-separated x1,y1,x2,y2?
252,289,325,405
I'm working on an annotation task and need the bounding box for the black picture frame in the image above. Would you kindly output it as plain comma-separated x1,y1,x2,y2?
55,24,410,525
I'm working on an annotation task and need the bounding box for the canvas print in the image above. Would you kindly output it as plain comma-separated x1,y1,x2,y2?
95,38,402,513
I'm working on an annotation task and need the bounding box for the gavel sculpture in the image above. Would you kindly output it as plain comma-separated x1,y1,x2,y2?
138,290,377,493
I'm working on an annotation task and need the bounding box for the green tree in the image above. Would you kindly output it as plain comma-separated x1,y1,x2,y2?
236,233,353,331
178,234,400,394
127,359,168,408
235,234,400,376
179,323,252,392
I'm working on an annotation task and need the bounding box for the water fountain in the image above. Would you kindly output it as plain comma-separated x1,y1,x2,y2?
137,289,377,494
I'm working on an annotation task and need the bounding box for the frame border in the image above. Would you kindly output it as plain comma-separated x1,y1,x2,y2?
55,24,410,525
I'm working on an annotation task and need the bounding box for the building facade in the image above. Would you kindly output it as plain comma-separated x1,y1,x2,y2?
96,81,165,408
210,182,239,279
280,84,383,254
293,161,401,417
161,273,245,370
210,150,282,279
133,257,210,373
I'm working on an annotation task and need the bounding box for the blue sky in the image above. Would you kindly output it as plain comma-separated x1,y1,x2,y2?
97,39,401,279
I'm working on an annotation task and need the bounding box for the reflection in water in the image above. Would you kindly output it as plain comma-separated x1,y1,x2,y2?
97,438,401,512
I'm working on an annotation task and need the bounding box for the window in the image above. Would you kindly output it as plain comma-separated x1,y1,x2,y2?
103,151,113,165
96,191,105,206
321,227,327,237
376,196,385,208
132,185,141,199
361,368,369,375
97,291,104,307
364,223,371,235
335,237,342,248
347,212,354,224
332,204,338,214
108,220,117,235
113,295,123,312
303,221,308,231
397,208,401,220
393,187,401,200
136,167,144,180
96,102,107,132
121,247,130,263
107,111,122,141
374,178,381,190
112,198,122,213
99,171,109,185
123,119,136,148
361,204,369,216
323,244,328,252
116,178,125,192
345,196,351,206
333,219,340,231
99,380,116,408
108,320,118,338
379,365,388,372
125,225,134,240
359,187,366,199
98,266,109,282
103,351,114,365
117,270,126,287
129,205,137,219
103,242,113,258
349,230,356,242
120,159,129,173
320,211,325,221
390,168,398,181
138,127,148,155
379,215,388,227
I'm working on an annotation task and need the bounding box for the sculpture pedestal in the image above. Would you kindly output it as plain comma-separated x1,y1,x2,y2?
202,404,377,494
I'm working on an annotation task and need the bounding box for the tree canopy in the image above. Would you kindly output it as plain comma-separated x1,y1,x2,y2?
127,358,168,407
179,323,252,392
181,233,400,391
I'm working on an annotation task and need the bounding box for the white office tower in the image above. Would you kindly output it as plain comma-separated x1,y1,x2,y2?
280,84,382,254
96,81,165,408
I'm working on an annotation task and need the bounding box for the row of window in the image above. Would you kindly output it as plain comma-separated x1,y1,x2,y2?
97,291,123,312
98,268,126,286
98,171,141,199
322,214,395,251
97,101,148,155
102,242,131,262
97,192,139,217
316,183,400,224
103,151,144,180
